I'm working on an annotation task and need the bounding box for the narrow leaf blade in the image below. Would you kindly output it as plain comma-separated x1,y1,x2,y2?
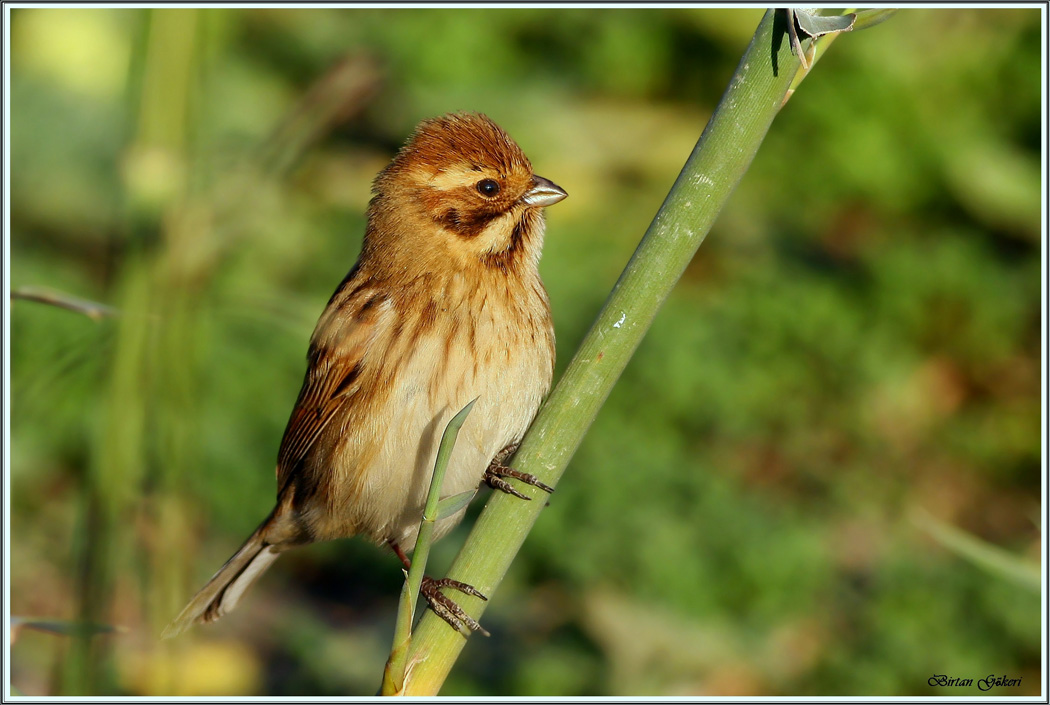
436,490,478,521
423,398,479,521
794,9,856,37
851,9,898,32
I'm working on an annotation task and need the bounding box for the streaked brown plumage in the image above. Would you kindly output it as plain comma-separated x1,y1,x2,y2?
163,112,566,638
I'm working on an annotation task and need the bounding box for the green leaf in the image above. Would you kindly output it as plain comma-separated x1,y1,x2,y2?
851,9,898,32
793,9,856,38
436,490,478,521
422,398,478,522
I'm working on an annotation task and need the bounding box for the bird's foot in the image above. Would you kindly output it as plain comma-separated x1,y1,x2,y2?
421,576,489,637
484,443,554,500
390,541,489,637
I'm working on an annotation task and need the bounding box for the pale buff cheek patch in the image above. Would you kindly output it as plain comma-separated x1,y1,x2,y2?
476,212,521,253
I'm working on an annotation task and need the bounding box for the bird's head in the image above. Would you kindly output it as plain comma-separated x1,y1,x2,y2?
366,112,567,277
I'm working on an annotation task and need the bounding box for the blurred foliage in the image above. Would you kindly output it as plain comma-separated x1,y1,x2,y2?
7,7,1042,697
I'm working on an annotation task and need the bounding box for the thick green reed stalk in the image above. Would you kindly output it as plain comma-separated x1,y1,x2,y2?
398,9,839,694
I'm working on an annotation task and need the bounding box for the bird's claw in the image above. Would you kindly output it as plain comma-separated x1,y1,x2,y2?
421,576,489,637
485,464,554,499
485,443,554,499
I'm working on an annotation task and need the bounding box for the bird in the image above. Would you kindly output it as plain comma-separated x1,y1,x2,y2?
163,112,567,639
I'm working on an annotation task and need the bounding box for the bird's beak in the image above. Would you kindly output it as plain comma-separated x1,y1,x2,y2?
522,175,568,207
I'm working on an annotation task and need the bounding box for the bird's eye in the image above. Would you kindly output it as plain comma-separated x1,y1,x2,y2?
476,179,501,197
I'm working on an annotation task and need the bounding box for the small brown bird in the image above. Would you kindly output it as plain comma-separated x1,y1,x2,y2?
163,112,566,638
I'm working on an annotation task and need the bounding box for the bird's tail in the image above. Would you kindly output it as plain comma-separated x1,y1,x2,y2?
162,518,282,639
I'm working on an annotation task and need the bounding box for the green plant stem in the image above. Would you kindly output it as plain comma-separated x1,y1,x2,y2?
382,399,477,695
9,287,119,320
912,509,1040,592
401,9,807,694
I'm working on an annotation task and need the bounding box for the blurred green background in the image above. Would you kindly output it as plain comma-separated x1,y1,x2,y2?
8,7,1042,697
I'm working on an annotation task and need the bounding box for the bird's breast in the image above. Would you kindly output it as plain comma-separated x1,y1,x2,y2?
321,272,554,548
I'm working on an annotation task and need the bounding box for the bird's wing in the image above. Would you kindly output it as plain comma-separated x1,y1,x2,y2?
276,347,365,491
275,281,381,493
